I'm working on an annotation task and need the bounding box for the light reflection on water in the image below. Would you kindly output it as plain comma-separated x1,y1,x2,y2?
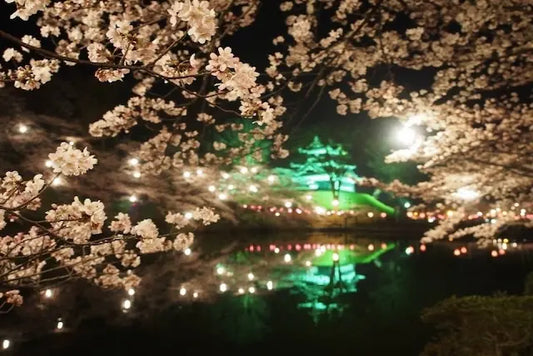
179,232,532,320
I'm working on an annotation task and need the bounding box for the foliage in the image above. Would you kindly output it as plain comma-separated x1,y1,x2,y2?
421,295,533,356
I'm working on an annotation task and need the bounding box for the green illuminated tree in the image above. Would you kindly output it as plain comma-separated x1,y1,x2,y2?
290,136,356,201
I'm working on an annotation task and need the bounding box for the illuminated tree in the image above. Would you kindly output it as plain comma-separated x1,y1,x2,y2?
0,0,531,310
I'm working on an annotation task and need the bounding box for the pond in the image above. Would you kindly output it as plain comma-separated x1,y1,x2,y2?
9,232,533,355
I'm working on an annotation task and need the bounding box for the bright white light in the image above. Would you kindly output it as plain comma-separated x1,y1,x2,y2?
284,201,292,208
332,252,339,262
405,246,415,255
133,171,141,178
184,248,191,256
247,272,254,281
404,202,411,208
305,260,311,267
56,320,64,330
283,253,291,263
45,160,54,168
68,141,75,146
183,171,191,178
218,193,227,200
196,169,204,176
395,126,417,146
332,199,339,207
216,266,225,275
248,185,258,193
208,185,216,192
368,244,375,251
18,124,28,134
221,172,230,179
248,287,255,294
128,158,139,166
240,167,248,174
128,195,137,203
2,339,10,350
455,187,479,201
127,288,135,296
193,292,199,298
238,288,245,294
44,289,53,298
267,175,276,183
367,212,374,218
179,287,187,296
122,299,132,310
219,283,228,292
184,212,193,219
250,167,258,173
266,281,273,290
274,247,280,254
305,194,312,201
314,206,326,215
52,177,62,186
228,184,235,190
315,248,323,257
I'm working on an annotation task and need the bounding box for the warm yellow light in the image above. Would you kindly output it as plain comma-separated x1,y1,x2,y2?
133,171,141,178
193,292,199,298
367,244,374,251
305,260,311,267
238,288,245,294
52,177,62,186
44,289,53,298
179,287,187,296
128,195,137,203
367,212,374,218
45,160,53,168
